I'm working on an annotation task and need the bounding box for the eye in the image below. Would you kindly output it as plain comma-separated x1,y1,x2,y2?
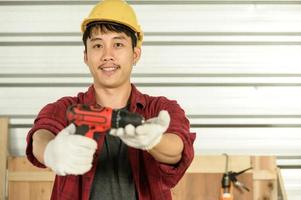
93,44,102,49
114,43,124,48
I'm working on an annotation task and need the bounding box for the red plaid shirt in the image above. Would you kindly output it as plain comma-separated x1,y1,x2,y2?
26,84,195,200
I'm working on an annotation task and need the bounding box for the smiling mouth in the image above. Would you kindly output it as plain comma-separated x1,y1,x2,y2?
98,64,120,72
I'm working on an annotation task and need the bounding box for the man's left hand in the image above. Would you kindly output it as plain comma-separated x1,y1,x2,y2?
109,110,170,150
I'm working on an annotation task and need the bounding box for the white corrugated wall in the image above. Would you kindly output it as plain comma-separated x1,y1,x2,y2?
0,0,300,199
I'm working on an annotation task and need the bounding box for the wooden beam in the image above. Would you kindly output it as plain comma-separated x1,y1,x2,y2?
0,118,9,200
8,172,55,182
253,170,277,180
252,156,277,200
186,155,251,173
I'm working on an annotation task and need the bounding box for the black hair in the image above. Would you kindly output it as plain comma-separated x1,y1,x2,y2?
82,21,137,51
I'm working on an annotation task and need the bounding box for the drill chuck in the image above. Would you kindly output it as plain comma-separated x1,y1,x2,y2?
111,109,144,128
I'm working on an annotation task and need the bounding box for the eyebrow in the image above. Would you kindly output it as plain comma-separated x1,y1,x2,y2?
113,36,127,40
90,36,127,42
90,38,102,42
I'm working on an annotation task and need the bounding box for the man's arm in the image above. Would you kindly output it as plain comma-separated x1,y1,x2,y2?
147,133,184,164
110,110,186,164
32,129,55,164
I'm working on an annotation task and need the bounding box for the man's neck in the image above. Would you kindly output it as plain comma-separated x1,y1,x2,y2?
94,83,132,109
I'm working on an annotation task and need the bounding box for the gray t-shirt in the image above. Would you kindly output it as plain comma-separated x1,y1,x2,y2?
89,130,137,200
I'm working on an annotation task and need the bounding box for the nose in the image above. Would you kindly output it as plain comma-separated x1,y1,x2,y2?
102,46,114,62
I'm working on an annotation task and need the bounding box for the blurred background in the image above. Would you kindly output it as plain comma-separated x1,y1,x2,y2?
0,0,301,199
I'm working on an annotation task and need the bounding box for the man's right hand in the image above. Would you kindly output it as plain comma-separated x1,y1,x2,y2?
43,123,97,176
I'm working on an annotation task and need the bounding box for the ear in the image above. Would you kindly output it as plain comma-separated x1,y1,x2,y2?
133,47,141,65
83,50,88,65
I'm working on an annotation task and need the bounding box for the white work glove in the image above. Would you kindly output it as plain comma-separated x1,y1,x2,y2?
109,110,170,150
44,123,97,176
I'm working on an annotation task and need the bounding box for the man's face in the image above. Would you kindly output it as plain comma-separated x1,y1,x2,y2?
84,29,141,89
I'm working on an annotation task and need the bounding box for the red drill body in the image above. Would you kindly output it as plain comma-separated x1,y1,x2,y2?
66,104,144,140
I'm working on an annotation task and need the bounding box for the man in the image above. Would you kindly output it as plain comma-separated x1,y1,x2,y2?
26,0,196,199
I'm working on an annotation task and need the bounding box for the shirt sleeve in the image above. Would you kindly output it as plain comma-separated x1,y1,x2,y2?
155,99,196,188
26,101,69,168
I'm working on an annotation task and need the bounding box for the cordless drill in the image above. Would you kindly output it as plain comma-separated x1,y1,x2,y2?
66,104,144,140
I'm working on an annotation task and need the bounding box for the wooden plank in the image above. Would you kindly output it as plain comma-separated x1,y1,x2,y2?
0,118,8,200
186,155,251,173
8,182,30,200
252,156,278,200
253,170,277,180
252,156,277,171
8,157,50,172
8,172,54,182
7,157,54,199
7,157,54,181
8,182,53,200
253,180,277,200
28,182,53,200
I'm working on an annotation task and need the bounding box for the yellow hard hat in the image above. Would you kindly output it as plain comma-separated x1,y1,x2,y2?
81,0,143,47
